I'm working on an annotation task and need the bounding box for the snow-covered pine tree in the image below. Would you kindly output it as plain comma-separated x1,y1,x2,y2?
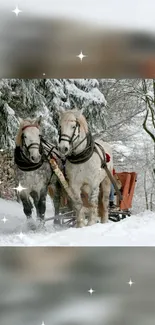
64,79,107,133
0,79,107,148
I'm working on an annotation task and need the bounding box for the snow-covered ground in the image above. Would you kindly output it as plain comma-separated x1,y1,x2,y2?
0,197,155,246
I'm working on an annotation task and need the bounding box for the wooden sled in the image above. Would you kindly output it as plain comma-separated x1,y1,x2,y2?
109,172,137,222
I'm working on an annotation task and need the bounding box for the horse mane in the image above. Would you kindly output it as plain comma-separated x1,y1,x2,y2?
16,118,39,146
61,110,88,133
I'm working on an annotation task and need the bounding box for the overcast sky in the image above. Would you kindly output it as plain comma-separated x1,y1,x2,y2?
1,0,155,32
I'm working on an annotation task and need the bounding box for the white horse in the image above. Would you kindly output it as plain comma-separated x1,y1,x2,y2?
58,110,113,227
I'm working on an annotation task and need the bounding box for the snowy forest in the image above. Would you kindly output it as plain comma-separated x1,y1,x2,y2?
0,78,155,213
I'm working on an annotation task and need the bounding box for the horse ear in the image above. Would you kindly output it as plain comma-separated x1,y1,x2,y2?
36,115,42,126
18,117,23,124
58,109,64,120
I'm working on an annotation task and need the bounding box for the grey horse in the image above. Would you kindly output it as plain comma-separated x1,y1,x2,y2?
14,116,61,230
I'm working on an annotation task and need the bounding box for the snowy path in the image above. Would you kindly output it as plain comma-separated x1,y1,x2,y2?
0,198,155,246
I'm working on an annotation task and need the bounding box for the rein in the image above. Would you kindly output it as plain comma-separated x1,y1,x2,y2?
59,118,95,164
67,132,95,164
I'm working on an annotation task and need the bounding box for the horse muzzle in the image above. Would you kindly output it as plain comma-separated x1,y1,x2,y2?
29,153,41,163
58,142,70,156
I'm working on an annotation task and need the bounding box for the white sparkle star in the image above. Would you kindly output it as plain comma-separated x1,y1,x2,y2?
0,149,4,152
12,6,22,16
43,73,46,76
128,278,134,287
1,217,8,224
76,51,87,62
12,183,27,193
17,232,25,240
41,322,45,325
88,288,95,295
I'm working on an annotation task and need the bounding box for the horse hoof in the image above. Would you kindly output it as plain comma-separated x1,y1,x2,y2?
36,220,46,231
101,218,108,223
87,220,96,226
53,218,61,225
76,222,85,228
27,219,37,231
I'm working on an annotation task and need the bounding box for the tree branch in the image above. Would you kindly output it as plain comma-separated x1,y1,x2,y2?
143,107,155,142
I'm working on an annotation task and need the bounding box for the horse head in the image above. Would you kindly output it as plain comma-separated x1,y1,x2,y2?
58,110,88,156
16,116,42,163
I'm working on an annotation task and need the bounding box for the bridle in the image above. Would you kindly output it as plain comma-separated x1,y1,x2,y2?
15,124,60,172
58,119,80,145
21,124,43,156
58,117,107,165
59,119,88,153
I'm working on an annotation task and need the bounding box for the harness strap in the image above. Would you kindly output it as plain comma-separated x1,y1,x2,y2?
14,146,44,172
67,132,95,164
94,143,123,201
103,164,123,201
14,137,59,173
41,137,61,160
94,142,107,168
71,134,87,152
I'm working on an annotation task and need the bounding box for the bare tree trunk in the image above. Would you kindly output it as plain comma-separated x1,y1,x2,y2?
142,79,155,142
149,143,155,211
150,193,153,211
144,170,149,210
153,79,155,106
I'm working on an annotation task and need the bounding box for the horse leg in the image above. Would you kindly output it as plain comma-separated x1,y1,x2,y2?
48,181,62,225
87,187,99,226
37,193,46,221
31,189,47,228
100,177,111,223
76,204,86,228
51,182,61,216
20,193,33,219
70,187,85,228
20,193,36,230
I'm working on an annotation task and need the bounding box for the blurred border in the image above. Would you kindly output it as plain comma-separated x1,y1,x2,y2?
1,247,155,325
0,12,155,77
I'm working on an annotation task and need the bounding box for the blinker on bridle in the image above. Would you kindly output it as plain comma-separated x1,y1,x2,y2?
59,119,80,144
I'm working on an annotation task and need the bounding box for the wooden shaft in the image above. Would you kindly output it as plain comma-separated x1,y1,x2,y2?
104,165,123,201
49,159,80,204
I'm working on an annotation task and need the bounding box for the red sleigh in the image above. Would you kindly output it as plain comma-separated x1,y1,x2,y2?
109,172,137,221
